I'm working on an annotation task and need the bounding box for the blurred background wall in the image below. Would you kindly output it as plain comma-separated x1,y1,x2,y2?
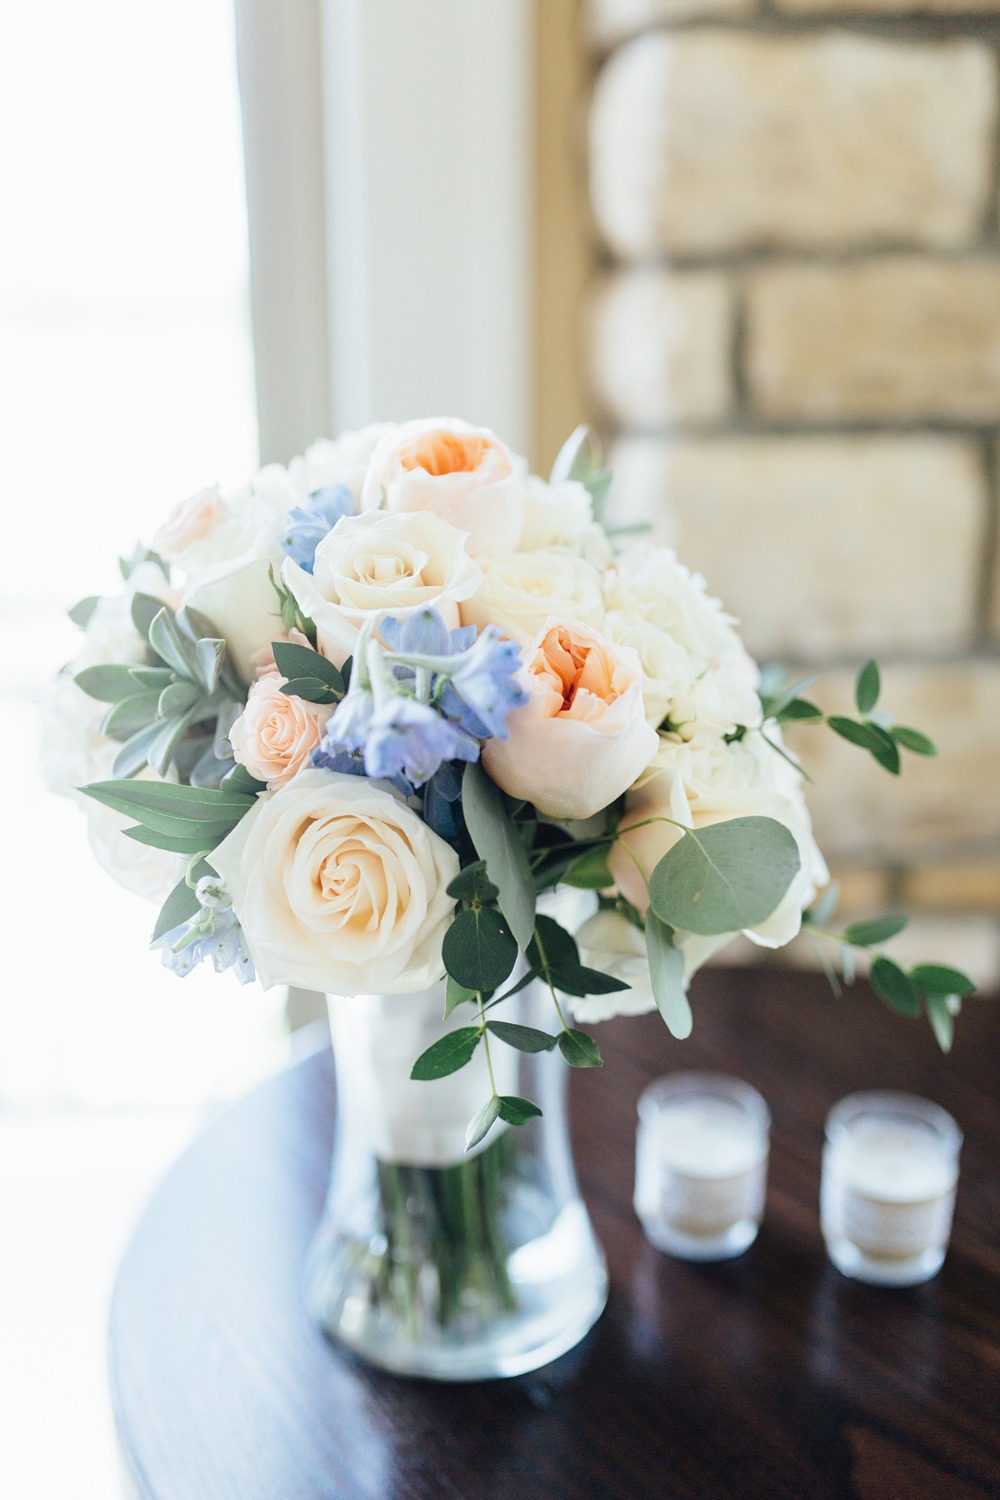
564,0,1000,975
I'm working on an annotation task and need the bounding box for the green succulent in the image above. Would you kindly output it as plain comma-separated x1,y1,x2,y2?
74,594,244,785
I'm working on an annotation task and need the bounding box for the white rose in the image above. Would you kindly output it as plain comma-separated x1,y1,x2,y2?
570,910,659,1023
602,606,698,730
282,509,481,665
517,475,593,551
460,548,604,643
361,417,525,555
208,769,460,994
177,489,287,683
604,547,744,667
290,424,396,505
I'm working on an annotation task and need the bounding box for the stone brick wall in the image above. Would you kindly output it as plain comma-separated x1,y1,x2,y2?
584,1,1000,980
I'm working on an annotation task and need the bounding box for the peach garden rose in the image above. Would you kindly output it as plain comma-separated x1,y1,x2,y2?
361,417,524,556
482,619,658,820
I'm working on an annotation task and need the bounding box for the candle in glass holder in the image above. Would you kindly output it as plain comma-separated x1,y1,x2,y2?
821,1091,961,1286
634,1073,770,1261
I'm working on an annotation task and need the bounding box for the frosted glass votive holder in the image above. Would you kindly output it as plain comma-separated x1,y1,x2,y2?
821,1091,962,1287
634,1072,770,1262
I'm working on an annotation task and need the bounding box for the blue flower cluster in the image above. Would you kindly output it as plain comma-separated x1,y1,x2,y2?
312,607,527,796
153,876,255,984
280,486,354,573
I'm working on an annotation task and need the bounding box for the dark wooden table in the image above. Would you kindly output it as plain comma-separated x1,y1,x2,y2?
110,969,1000,1500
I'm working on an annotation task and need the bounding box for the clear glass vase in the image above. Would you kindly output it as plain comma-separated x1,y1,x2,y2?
305,979,609,1380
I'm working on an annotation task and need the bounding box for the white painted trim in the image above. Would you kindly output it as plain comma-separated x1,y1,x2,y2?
320,0,534,454
234,0,333,464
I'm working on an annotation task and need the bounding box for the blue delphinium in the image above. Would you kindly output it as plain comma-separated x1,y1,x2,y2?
153,876,255,984
280,485,354,573
314,606,526,791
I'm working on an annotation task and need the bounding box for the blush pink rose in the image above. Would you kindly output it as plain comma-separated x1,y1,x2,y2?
482,620,658,820
361,418,524,555
229,673,329,787
152,485,223,562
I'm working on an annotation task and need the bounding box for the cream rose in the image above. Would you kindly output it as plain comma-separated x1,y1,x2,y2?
282,509,481,665
460,548,604,644
570,910,659,1024
229,673,329,787
482,620,658,820
177,489,287,684
208,769,459,994
361,417,524,555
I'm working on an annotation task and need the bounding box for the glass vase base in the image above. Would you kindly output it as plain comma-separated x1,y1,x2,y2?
306,1200,609,1382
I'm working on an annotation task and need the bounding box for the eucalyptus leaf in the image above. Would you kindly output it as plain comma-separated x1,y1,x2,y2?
447,863,500,905
279,678,339,705
465,1096,501,1152
485,1021,558,1053
498,1095,543,1126
908,964,976,998
548,964,630,998
444,976,478,1019
646,913,692,1039
151,874,202,943
855,658,881,715
894,725,938,757
843,915,909,947
462,761,535,950
870,956,920,1018
648,816,801,937
410,1026,481,1081
528,915,579,971
272,641,344,694
557,1029,603,1069
563,844,614,890
442,906,517,992
924,993,955,1053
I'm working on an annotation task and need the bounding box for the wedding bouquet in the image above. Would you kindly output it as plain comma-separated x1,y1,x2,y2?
47,415,975,1145
47,416,979,1374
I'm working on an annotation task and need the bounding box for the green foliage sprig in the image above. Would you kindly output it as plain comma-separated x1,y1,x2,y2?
801,887,977,1051
761,658,938,777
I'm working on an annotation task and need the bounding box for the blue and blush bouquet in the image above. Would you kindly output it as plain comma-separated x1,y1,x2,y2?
46,417,976,1148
